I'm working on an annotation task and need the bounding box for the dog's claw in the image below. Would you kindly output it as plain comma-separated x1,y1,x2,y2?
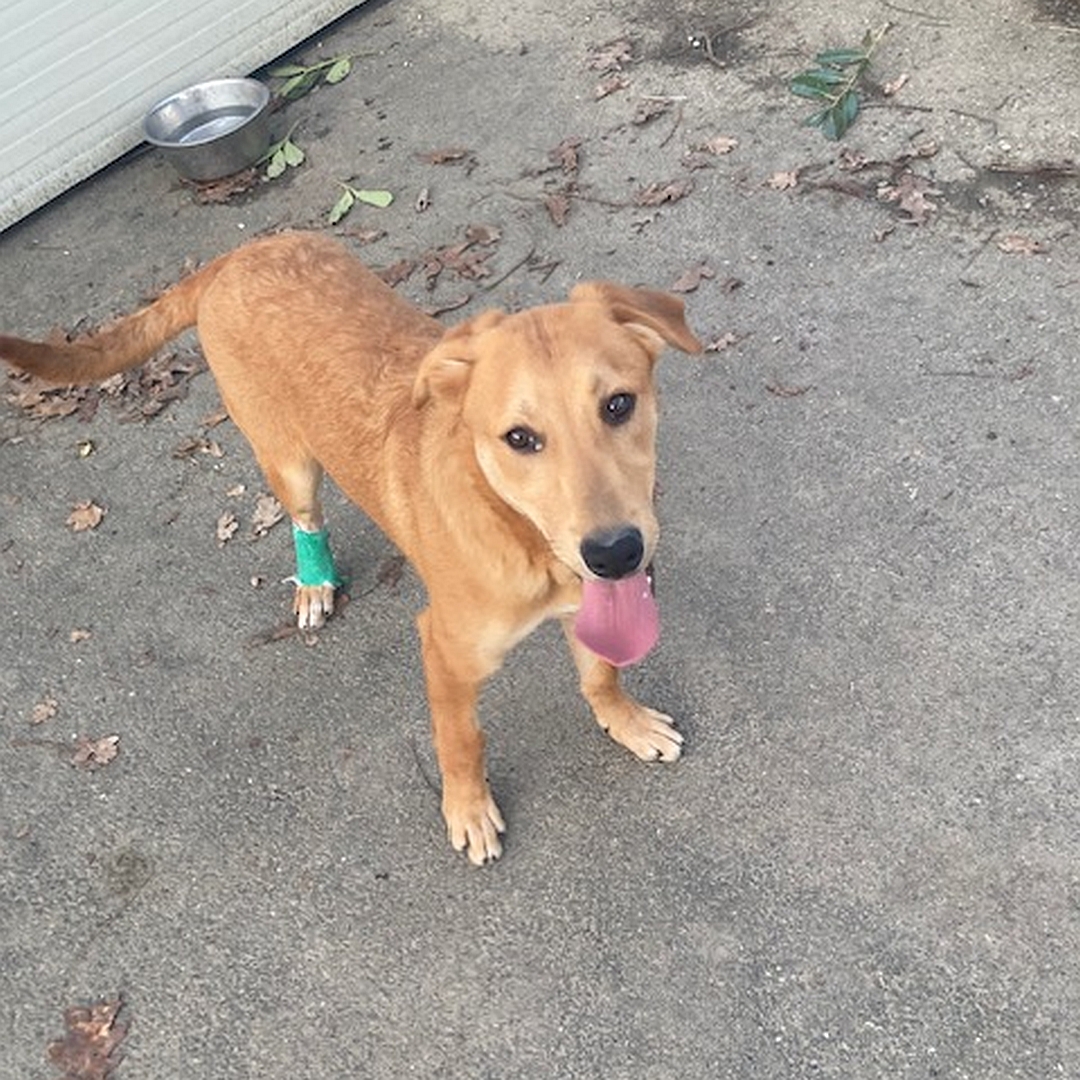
444,790,506,866
600,703,683,763
294,583,336,629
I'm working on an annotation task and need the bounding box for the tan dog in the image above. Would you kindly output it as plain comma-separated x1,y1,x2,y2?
0,232,701,864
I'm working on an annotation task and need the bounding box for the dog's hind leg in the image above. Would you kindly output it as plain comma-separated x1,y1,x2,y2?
561,618,683,763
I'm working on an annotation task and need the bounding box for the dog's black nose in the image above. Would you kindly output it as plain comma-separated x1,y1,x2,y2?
580,526,645,580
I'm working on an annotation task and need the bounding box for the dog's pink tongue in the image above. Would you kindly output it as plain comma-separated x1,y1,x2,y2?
575,571,659,667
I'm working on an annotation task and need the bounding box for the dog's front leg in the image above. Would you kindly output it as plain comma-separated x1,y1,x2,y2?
561,618,683,763
417,608,506,865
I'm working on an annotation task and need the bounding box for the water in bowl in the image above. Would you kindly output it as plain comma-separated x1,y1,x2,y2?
174,106,255,145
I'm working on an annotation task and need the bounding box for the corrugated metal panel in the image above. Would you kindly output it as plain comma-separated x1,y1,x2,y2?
0,0,366,232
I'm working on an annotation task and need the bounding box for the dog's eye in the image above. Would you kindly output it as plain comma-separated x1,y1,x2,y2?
504,426,544,453
602,392,636,426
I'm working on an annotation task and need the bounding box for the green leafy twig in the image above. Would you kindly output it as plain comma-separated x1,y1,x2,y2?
260,123,305,179
790,23,891,140
328,183,394,225
268,54,354,101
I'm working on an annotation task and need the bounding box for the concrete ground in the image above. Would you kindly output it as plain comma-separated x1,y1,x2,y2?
2,0,1079,1076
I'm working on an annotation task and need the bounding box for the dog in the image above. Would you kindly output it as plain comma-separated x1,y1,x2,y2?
0,231,701,864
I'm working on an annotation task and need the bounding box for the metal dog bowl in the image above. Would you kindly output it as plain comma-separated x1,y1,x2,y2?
143,77,271,181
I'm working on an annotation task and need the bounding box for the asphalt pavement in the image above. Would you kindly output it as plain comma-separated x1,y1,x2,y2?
2,1,1079,1077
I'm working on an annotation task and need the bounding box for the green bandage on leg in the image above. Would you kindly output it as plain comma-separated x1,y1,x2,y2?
291,525,342,588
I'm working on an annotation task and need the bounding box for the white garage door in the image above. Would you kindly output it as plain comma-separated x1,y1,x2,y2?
0,0,366,231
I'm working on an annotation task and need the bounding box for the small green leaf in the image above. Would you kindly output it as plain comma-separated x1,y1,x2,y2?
810,67,849,84
280,73,306,98
841,90,860,125
790,72,841,99
820,109,843,141
266,147,287,179
282,139,305,167
814,47,867,67
820,91,860,140
328,188,356,224
282,70,321,100
353,189,393,209
326,56,352,84
802,107,830,130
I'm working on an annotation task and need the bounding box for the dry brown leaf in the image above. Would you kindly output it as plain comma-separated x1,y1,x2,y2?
681,151,715,172
67,501,105,532
838,148,869,172
586,38,634,73
8,346,204,426
705,332,745,353
97,374,126,398
997,233,1047,255
47,996,128,1080
699,135,738,155
549,136,583,176
251,494,284,538
31,696,59,725
420,243,493,289
33,396,84,420
671,263,714,293
5,376,83,421
419,147,473,165
71,735,120,770
634,178,694,206
216,512,239,546
766,379,813,398
125,350,206,420
444,246,492,280
190,168,259,203
883,72,910,96
200,407,229,429
377,259,416,287
544,192,571,226
878,172,939,224
464,223,502,246
595,73,630,99
172,436,223,460
633,98,675,125
767,169,800,191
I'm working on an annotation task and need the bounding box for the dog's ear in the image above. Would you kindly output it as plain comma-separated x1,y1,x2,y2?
570,281,702,356
412,311,505,407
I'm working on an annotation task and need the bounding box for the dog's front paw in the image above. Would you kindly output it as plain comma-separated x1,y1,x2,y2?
442,786,506,866
600,701,683,763
293,583,336,629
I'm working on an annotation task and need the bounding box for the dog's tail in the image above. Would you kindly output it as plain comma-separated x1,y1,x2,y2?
0,256,226,385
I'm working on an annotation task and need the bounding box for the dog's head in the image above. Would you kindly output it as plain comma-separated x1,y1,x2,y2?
413,282,701,582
